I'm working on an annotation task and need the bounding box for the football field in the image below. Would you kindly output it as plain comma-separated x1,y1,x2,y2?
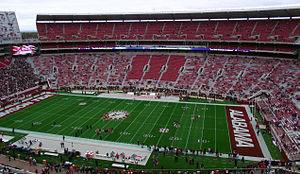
0,95,232,153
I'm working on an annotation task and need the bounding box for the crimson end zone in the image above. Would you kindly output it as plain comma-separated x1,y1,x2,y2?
226,106,264,157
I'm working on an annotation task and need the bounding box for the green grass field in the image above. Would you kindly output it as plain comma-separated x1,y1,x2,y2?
0,95,232,153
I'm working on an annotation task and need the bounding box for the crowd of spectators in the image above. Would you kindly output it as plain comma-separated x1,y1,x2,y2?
37,19,300,43
0,52,298,160
29,53,299,160
0,12,22,43
0,57,39,99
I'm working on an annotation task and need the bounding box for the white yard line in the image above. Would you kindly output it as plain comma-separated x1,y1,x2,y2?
54,98,113,134
184,104,197,149
115,101,156,142
199,104,207,149
142,103,171,144
170,103,188,147
11,99,67,128
89,99,133,139
155,103,178,145
73,99,131,136
101,100,143,140
129,102,162,143
214,105,217,152
9,96,66,128
44,98,110,132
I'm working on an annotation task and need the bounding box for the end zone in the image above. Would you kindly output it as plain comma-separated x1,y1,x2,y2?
0,94,53,118
225,106,264,157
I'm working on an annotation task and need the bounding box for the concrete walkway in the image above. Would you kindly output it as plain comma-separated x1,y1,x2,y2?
245,106,272,159
13,133,152,166
0,127,152,166
0,127,268,162
0,154,64,174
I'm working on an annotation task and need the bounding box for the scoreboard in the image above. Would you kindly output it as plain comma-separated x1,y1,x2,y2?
11,45,37,56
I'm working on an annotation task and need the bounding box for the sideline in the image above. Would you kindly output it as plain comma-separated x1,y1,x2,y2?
245,106,272,159
0,127,269,162
57,92,243,107
0,127,152,166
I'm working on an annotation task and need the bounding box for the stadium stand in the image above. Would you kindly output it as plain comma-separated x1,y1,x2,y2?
36,19,300,43
27,53,299,111
143,55,168,81
160,55,185,82
127,55,150,80
0,8,299,166
0,12,22,42
26,52,300,160
0,57,39,99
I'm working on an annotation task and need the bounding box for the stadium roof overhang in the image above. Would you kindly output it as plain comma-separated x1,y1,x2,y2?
36,7,300,22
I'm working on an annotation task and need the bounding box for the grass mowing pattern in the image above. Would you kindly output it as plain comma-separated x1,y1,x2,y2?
0,95,231,153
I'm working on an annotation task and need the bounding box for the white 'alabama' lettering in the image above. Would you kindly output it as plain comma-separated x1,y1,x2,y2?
229,109,254,148
0,95,52,117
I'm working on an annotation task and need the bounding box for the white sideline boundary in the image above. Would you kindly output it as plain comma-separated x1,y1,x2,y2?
57,92,242,106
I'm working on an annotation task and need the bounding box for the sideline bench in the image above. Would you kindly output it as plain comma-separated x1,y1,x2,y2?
43,152,59,156
112,163,128,169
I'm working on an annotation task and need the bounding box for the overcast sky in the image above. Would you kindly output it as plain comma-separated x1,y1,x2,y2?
1,0,300,31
